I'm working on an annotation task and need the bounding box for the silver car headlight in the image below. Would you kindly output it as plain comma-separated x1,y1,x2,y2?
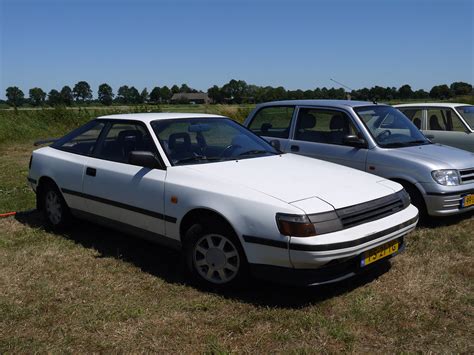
431,170,460,186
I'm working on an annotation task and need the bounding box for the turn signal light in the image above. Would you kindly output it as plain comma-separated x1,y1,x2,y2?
276,213,316,237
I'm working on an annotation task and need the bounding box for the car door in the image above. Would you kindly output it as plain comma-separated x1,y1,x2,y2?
424,107,473,151
288,107,368,170
82,120,169,238
51,120,106,212
247,105,295,151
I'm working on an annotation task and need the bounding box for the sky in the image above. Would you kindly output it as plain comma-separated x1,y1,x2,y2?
0,0,473,98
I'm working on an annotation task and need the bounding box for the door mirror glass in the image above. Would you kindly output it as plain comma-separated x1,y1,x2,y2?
128,151,160,169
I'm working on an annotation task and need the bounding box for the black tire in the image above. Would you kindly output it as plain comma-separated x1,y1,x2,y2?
41,182,71,230
184,223,248,289
402,183,428,223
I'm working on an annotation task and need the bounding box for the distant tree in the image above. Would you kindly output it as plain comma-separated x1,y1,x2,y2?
413,89,429,99
369,86,386,101
98,83,114,106
140,88,149,103
179,83,192,93
60,86,73,105
160,86,172,102
450,81,472,96
5,86,24,109
430,84,453,99
221,79,248,103
171,85,180,94
48,89,62,106
149,87,161,103
398,84,413,100
128,86,141,104
207,85,224,104
29,87,46,106
73,81,92,102
117,85,130,103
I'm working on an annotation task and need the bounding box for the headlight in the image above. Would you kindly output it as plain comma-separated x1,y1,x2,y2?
276,214,315,237
276,212,343,237
431,170,460,186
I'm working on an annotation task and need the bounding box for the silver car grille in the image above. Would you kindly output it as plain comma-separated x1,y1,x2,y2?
459,168,474,184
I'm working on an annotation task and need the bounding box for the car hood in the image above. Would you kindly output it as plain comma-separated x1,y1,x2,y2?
185,153,400,210
394,143,474,169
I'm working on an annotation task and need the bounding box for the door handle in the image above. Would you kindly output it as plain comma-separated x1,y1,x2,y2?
86,167,96,177
290,145,300,152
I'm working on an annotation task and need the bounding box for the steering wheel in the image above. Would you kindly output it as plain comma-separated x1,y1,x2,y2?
219,144,242,158
376,129,392,141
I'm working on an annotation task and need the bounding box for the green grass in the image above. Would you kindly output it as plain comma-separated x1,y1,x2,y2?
0,139,473,352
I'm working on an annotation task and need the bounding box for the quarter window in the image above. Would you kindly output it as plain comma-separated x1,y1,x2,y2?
53,120,105,155
95,122,157,163
294,108,359,145
427,109,466,132
248,106,294,139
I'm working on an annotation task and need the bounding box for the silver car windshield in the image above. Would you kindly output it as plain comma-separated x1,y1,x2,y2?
151,117,279,166
355,106,430,148
455,106,474,130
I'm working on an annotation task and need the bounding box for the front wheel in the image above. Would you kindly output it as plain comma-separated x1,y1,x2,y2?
185,224,248,288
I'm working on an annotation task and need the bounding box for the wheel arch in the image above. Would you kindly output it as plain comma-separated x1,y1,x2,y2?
36,176,62,210
179,208,241,245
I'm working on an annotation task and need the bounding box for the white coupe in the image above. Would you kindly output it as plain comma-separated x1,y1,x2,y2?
28,113,419,287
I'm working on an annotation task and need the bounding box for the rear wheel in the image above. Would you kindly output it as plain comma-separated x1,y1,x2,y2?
41,183,71,230
184,224,248,288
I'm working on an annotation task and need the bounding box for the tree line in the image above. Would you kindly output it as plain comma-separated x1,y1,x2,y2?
3,80,472,109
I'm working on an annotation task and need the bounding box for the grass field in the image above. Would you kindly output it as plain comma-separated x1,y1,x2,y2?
0,113,473,352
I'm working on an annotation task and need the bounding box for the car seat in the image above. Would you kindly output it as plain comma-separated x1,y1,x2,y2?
429,115,444,131
168,132,193,161
329,114,349,144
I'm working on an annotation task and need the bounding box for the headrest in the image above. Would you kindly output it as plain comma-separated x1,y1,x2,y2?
169,132,191,149
299,112,316,129
118,130,143,143
330,115,345,130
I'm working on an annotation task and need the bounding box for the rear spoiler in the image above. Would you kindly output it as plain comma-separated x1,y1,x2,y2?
34,138,58,146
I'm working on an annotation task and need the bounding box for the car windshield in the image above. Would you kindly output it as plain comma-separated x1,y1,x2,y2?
151,117,279,166
455,106,474,130
355,106,430,148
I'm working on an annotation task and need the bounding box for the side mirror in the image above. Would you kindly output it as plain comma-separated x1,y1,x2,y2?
128,151,161,169
270,139,281,151
342,135,367,148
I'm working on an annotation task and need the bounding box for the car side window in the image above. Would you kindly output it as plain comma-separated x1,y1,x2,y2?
294,108,359,146
53,121,105,155
399,109,423,129
248,106,294,139
427,109,467,132
95,122,157,163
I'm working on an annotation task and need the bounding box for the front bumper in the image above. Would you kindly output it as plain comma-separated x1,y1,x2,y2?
421,185,474,216
251,237,405,286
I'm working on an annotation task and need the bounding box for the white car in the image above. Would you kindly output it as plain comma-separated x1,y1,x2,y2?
28,113,419,287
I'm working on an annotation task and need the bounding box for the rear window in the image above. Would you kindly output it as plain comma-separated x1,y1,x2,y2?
248,106,294,139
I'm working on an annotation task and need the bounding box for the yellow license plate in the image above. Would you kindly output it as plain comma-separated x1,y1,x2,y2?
462,194,474,208
361,240,399,267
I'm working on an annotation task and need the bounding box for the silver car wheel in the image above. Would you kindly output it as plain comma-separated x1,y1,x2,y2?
45,190,62,225
193,234,240,284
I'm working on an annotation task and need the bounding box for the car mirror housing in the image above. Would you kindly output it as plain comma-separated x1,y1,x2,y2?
270,139,281,151
343,135,368,148
128,151,161,169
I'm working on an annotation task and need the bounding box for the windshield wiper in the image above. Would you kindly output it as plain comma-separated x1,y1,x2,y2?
174,155,220,164
237,150,277,157
405,140,430,146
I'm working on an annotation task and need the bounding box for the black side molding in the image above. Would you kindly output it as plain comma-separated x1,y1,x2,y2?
61,188,177,223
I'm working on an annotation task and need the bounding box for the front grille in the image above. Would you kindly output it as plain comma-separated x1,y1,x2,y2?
459,168,474,184
336,192,408,229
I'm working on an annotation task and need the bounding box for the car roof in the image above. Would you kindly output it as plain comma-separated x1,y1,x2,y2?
255,99,386,109
96,112,226,123
395,102,470,108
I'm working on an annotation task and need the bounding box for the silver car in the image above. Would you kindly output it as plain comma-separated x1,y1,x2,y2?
395,103,474,152
244,100,474,218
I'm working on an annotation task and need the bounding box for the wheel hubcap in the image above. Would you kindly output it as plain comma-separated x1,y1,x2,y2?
193,234,240,284
45,190,62,225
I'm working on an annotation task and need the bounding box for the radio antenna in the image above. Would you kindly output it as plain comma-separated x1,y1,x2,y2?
330,78,354,92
